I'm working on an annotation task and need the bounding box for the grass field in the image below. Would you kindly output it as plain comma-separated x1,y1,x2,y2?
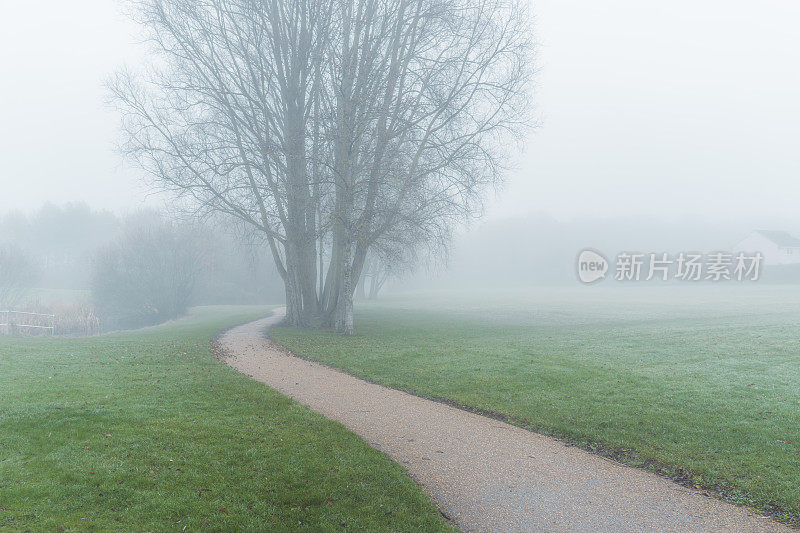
0,306,450,531
271,286,800,525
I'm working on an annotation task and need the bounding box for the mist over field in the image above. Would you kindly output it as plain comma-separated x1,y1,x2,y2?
1,1,799,530
3,205,795,300
391,214,800,289
1,0,798,340
2,1,799,222
3,0,798,303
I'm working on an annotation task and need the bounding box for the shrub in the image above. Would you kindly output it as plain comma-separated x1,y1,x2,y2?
91,217,206,329
0,303,100,337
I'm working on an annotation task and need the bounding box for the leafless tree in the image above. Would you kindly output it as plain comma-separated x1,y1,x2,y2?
111,0,533,334
91,214,207,328
358,245,412,301
358,212,449,300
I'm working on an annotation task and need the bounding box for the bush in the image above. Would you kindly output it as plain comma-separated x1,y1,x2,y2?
1,303,100,337
91,217,206,329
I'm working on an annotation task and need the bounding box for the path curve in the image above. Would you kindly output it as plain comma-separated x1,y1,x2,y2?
218,309,792,533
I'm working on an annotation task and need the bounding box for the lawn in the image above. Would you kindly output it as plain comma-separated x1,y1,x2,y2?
271,286,800,525
0,306,450,532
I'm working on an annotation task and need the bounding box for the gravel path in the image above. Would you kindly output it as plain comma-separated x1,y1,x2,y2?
218,309,792,533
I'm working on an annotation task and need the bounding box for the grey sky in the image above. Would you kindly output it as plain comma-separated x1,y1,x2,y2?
1,1,798,222
0,1,146,213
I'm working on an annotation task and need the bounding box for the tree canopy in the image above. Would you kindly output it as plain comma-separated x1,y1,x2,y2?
112,0,533,333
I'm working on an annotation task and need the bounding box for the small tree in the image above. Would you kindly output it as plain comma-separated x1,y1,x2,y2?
0,245,39,308
357,222,441,300
91,215,206,329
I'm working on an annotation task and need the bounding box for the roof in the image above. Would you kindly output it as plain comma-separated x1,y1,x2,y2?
754,230,800,248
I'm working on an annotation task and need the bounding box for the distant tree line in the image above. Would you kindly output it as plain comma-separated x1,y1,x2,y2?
0,245,39,309
0,203,284,330
0,203,119,290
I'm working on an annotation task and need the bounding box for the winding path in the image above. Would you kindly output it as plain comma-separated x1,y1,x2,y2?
218,309,791,533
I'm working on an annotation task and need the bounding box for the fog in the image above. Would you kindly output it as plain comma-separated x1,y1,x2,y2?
493,0,800,223
1,0,799,307
2,1,798,220
0,1,146,213
4,5,800,531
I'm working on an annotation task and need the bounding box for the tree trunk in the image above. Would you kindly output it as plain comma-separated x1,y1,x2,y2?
355,269,366,300
284,277,303,326
297,237,320,325
368,267,387,300
282,234,320,327
368,274,380,300
333,256,354,335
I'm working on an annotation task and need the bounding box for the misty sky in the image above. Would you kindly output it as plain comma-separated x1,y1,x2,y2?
1,0,798,223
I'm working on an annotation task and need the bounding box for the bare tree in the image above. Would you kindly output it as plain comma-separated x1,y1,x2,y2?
112,0,533,334
91,213,207,328
320,0,532,333
359,247,409,301
359,212,449,300
111,0,333,327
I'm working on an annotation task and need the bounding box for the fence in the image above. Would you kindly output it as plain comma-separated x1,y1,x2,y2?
0,310,56,336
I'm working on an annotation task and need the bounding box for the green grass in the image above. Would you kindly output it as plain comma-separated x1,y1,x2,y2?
271,286,800,525
0,305,450,532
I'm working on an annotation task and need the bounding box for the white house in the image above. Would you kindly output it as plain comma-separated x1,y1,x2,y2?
734,230,800,265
